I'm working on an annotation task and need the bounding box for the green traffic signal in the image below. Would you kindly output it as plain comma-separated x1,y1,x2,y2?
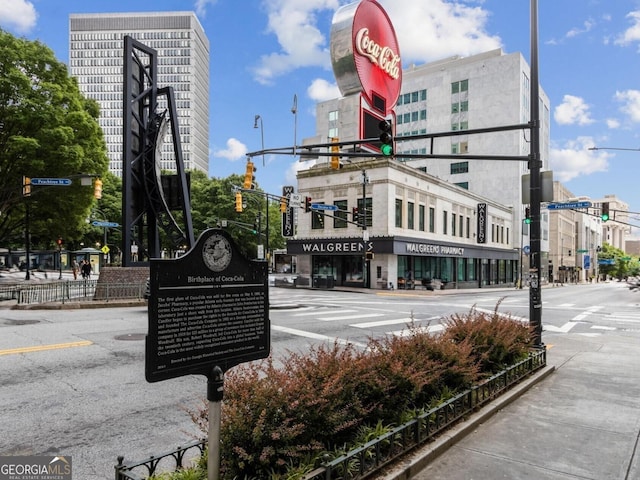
379,120,393,156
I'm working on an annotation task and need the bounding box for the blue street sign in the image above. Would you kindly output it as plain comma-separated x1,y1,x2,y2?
584,255,590,269
311,203,338,211
546,201,591,210
30,178,72,186
598,259,615,265
92,221,120,228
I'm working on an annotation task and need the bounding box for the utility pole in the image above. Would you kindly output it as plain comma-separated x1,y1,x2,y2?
361,169,368,289
529,0,544,348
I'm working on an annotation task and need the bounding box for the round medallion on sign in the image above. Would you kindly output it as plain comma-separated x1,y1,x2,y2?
202,234,232,272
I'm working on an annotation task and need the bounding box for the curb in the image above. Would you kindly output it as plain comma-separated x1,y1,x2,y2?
379,364,556,480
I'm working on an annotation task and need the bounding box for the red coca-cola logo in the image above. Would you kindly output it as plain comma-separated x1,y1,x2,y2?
352,0,402,113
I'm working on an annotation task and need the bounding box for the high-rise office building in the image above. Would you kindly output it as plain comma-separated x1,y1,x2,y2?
69,12,210,176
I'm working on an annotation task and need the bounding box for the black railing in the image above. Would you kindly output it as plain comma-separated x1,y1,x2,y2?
113,349,545,480
2,280,147,305
303,348,546,479
115,439,206,480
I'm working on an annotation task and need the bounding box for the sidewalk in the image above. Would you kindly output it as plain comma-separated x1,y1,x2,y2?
382,332,640,480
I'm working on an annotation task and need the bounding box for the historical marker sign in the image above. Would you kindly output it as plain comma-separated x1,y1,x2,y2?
146,228,269,382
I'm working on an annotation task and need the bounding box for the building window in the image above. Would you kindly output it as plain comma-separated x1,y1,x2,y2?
395,199,403,228
452,213,457,236
334,200,347,228
466,217,470,238
451,79,469,93
454,182,469,189
408,202,415,229
443,211,448,235
419,204,425,231
459,215,464,237
450,161,469,174
420,89,427,101
429,207,435,233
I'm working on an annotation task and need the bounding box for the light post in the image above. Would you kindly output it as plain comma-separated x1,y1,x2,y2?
253,114,265,166
291,94,298,158
361,169,369,289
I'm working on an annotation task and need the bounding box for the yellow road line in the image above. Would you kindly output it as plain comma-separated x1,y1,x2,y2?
0,340,93,356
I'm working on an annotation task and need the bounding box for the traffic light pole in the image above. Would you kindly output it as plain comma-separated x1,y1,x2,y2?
529,0,544,349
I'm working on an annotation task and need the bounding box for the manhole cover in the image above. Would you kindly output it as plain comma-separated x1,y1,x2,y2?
114,333,146,341
4,319,40,326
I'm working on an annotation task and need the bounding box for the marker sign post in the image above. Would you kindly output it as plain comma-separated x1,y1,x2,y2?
546,201,592,210
146,228,269,479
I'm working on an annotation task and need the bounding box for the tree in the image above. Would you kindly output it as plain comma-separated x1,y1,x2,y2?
0,29,109,249
188,171,285,259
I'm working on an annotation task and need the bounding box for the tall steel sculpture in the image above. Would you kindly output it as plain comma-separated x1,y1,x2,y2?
122,36,194,266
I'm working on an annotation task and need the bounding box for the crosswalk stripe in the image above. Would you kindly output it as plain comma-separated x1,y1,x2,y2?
389,325,444,336
293,309,357,317
271,325,367,348
351,318,414,328
320,313,385,322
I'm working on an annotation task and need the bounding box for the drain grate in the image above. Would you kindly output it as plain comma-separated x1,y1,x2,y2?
114,333,146,341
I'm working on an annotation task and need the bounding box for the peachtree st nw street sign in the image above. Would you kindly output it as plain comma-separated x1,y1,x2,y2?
30,178,72,186
546,201,592,210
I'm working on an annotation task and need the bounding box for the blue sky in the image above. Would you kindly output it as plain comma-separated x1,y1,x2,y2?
3,0,640,223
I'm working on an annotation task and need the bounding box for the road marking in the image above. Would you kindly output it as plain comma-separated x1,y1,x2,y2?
544,321,579,333
352,318,414,328
293,309,357,317
390,325,445,336
319,313,385,322
591,325,616,331
272,325,367,348
0,340,93,356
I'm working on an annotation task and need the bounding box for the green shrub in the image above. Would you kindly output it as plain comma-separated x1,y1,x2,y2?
182,304,532,479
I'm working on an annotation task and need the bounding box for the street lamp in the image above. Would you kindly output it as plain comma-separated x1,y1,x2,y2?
253,114,265,166
588,146,640,152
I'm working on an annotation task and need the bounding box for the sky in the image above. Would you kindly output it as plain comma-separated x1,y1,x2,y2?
3,0,640,224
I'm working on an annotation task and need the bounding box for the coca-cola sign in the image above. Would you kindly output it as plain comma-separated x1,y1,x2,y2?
330,0,402,114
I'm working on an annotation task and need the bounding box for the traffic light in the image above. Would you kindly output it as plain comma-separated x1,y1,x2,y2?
280,196,288,213
243,160,256,189
352,207,359,225
365,251,374,260
56,237,63,247
22,176,31,197
601,202,610,222
304,196,312,213
524,207,531,224
93,178,103,199
379,120,393,156
235,192,243,212
330,137,341,170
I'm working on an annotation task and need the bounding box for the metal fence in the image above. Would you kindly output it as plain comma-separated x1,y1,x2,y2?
0,280,147,305
115,439,206,480
113,349,546,480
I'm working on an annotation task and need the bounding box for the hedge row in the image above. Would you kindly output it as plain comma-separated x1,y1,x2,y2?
176,305,532,479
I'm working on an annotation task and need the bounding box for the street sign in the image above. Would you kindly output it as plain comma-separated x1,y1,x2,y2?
577,249,588,253
30,178,72,186
523,245,531,255
598,259,615,265
289,193,302,208
311,203,338,211
101,245,110,254
92,221,120,228
546,201,591,210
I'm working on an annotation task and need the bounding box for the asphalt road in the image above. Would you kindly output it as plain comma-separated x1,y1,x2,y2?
0,281,636,479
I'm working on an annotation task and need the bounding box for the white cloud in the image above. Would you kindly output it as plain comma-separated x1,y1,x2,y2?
549,136,610,182
614,11,640,48
380,0,502,63
615,89,640,123
213,138,248,161
252,0,339,85
565,19,595,39
194,0,218,18
606,118,621,129
253,0,501,84
554,95,594,126
0,0,37,33
307,78,341,103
